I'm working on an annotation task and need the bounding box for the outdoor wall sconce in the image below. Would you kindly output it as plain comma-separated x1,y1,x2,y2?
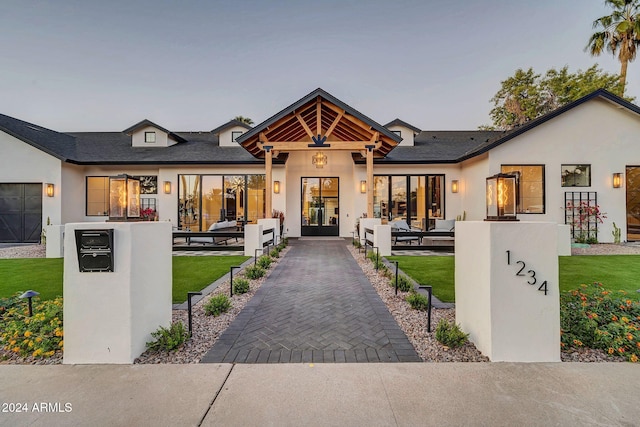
45,183,54,197
312,151,327,168
613,173,622,188
360,180,367,193
109,174,141,221
451,180,459,193
485,173,518,221
274,181,280,194
163,181,172,194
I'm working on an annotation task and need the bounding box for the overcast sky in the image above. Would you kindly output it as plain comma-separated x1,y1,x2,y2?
0,0,634,132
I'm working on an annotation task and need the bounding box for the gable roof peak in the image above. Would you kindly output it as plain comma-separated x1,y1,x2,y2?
384,118,421,134
210,119,252,134
122,119,187,143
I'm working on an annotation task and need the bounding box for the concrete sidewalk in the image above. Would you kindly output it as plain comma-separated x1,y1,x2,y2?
1,363,638,426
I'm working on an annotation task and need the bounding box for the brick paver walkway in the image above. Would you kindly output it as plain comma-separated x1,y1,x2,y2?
200,239,421,363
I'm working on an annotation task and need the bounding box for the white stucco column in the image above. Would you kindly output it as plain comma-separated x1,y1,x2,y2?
63,222,172,364
244,224,263,257
359,218,381,245
373,224,391,256
455,221,560,362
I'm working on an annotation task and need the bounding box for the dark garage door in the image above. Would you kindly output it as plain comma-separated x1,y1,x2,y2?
0,183,43,243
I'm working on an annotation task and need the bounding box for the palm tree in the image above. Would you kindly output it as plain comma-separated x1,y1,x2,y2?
233,116,254,125
586,0,640,96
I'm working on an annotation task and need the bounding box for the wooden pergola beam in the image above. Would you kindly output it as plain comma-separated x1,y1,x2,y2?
324,110,344,138
261,140,379,151
295,113,314,139
316,97,322,135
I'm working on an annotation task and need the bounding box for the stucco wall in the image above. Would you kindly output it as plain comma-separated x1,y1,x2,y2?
219,126,249,147
487,98,640,242
385,125,415,146
131,126,176,147
459,153,490,221
0,130,62,226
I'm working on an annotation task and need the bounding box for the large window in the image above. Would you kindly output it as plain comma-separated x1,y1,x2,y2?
86,177,109,216
178,174,265,231
373,174,444,230
501,165,545,213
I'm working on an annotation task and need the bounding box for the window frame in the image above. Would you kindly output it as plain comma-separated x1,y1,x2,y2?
144,131,156,143
85,176,109,216
561,164,591,187
232,131,243,143
500,164,546,214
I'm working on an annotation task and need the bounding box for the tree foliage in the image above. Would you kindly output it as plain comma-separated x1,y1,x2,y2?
233,116,254,125
586,0,640,96
485,65,630,130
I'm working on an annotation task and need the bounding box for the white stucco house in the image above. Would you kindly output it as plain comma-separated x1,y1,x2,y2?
1,88,639,244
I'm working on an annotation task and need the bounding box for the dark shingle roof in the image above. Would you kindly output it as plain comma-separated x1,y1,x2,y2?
2,89,638,166
0,113,77,161
354,130,504,164
67,131,266,165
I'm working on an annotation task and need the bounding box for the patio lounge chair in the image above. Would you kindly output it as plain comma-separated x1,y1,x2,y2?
390,220,421,245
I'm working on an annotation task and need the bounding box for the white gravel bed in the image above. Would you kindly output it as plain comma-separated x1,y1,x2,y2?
572,243,640,255
0,244,46,259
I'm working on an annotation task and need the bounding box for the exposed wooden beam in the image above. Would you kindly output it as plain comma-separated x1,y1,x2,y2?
295,113,314,139
370,131,379,144
366,146,374,218
265,147,273,216
259,132,269,143
324,110,345,138
321,101,373,134
261,140,379,151
316,97,322,136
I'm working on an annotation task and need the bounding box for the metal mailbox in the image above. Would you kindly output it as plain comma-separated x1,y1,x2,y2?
75,229,114,272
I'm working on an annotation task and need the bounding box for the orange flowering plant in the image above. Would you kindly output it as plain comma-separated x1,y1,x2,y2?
0,293,63,358
561,282,639,362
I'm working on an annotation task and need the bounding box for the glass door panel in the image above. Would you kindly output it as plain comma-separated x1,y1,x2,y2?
626,166,640,240
301,177,339,236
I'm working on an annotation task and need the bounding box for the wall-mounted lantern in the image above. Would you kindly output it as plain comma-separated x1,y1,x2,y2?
360,180,367,193
451,180,459,193
486,173,518,221
274,181,280,194
109,174,141,221
45,183,54,197
163,181,172,194
613,173,622,188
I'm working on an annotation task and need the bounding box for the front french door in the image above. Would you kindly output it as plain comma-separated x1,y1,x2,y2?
626,166,640,241
301,177,339,236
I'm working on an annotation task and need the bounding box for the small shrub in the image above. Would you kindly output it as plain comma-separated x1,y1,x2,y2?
435,319,469,348
257,255,272,269
390,274,413,292
233,277,250,294
204,294,232,317
560,282,639,362
270,248,280,258
244,265,266,280
0,295,64,358
406,292,430,311
146,321,189,351
353,239,362,249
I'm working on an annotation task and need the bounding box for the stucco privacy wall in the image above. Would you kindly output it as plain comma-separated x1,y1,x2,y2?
488,99,640,242
0,130,62,225
63,222,171,364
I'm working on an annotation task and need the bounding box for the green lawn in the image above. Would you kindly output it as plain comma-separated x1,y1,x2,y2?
387,255,640,303
0,256,250,304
